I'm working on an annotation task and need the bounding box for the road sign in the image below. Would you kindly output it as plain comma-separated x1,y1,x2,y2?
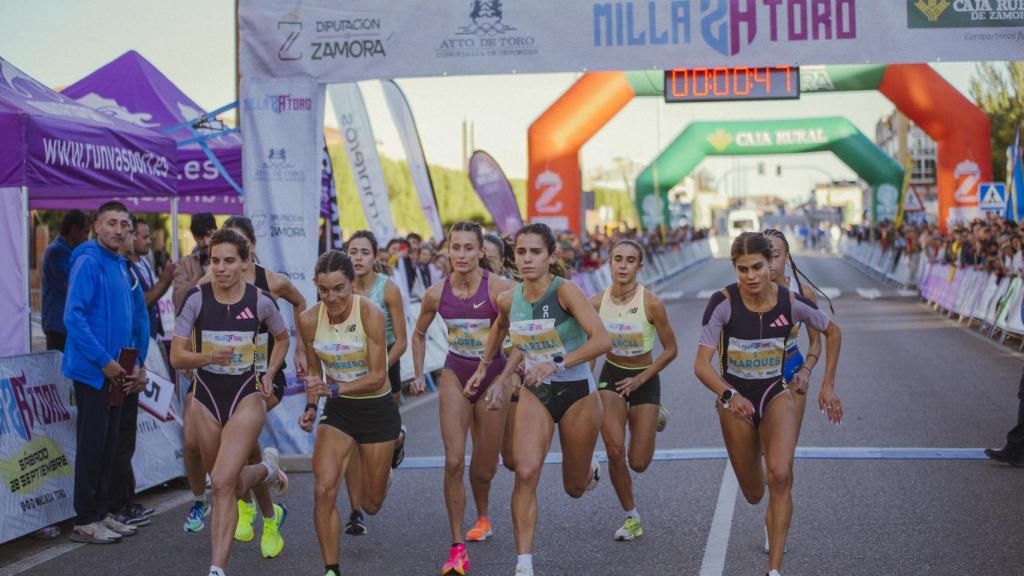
903,185,925,213
979,182,1006,213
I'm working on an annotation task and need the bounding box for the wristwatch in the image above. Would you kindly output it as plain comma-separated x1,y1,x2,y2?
305,402,318,413
720,389,736,408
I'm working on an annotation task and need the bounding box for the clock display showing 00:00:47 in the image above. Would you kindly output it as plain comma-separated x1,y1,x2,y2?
663,66,800,102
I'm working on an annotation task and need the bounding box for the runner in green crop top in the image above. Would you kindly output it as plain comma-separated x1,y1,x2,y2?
467,223,612,576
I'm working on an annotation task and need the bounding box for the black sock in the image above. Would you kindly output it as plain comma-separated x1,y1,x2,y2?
326,564,340,575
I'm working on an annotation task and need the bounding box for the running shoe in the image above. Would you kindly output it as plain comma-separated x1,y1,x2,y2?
767,571,782,576
262,447,289,496
70,521,121,544
656,405,670,432
112,505,150,527
514,565,534,576
325,571,339,576
260,503,288,558
586,456,601,491
183,500,211,533
441,543,470,576
392,425,407,469
614,517,643,541
763,526,788,554
125,501,155,518
235,499,257,542
344,510,367,536
103,514,138,537
466,517,494,542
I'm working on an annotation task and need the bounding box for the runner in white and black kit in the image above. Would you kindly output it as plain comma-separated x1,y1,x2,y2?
694,232,844,576
170,229,290,576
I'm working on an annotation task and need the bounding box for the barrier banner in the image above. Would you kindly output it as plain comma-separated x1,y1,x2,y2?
136,342,184,492
469,151,524,235
0,352,75,543
240,1,1024,83
242,76,324,454
0,188,27,357
329,83,396,244
383,80,444,241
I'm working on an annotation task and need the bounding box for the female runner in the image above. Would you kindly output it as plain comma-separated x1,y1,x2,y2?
694,232,843,576
411,222,513,576
468,222,611,576
343,230,409,535
298,250,401,576
589,239,677,541
170,229,290,576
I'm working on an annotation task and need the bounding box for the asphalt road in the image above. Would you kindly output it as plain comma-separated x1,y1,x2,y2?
14,254,1024,576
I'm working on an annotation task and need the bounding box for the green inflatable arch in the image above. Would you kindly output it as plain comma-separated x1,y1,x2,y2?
634,117,904,229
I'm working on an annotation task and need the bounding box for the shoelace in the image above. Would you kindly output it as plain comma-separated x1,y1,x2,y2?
190,504,205,521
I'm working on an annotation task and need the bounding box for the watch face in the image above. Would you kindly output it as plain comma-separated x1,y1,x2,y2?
722,389,735,402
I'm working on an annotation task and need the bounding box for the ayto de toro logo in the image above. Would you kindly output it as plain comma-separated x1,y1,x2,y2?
255,146,305,184
0,372,71,442
908,0,1024,27
437,1,539,59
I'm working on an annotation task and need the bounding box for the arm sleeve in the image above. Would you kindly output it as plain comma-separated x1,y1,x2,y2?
173,290,202,339
698,292,730,349
131,280,150,364
257,292,286,335
63,257,112,368
792,294,830,333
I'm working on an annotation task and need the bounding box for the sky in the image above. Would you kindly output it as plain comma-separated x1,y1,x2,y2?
0,0,990,203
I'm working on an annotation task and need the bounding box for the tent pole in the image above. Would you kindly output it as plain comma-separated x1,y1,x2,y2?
21,186,30,354
171,197,180,261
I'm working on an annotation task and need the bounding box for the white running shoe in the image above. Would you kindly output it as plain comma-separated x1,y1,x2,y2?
767,570,782,576
514,565,534,576
262,447,289,496
586,456,600,491
656,405,669,432
70,521,121,544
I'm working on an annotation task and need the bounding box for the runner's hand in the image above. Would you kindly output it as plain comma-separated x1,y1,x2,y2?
410,376,427,395
299,407,316,433
726,394,755,423
293,348,308,382
791,367,811,395
260,370,276,399
210,346,234,366
464,369,485,395
483,379,506,411
615,376,642,397
818,385,844,425
524,363,557,388
305,374,328,398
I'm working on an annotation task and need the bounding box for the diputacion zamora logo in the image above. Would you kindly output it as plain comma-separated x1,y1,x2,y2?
278,12,303,61
458,0,517,36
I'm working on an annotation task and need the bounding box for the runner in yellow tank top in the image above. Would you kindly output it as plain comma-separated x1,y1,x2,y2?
589,239,678,542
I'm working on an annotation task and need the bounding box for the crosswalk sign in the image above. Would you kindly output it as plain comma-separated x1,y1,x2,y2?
903,185,925,212
979,182,1007,213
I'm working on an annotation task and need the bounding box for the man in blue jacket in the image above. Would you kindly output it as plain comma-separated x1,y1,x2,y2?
40,209,92,351
63,201,150,544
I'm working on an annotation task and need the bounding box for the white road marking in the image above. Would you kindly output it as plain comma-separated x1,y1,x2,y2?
0,544,83,576
659,290,685,300
896,289,918,297
857,288,882,300
821,287,842,300
697,289,716,299
699,465,739,576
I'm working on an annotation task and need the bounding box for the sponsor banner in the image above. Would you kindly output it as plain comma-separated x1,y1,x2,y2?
0,352,74,543
321,146,344,250
468,151,524,235
330,83,397,244
0,188,27,357
382,80,444,241
136,342,184,492
242,75,324,454
240,0,1024,83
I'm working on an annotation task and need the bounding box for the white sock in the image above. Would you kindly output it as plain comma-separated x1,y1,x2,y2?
262,461,275,482
625,508,640,520
517,554,533,570
208,566,225,576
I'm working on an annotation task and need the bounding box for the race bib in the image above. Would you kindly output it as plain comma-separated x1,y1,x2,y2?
446,318,491,359
201,330,255,375
604,319,645,357
254,332,269,373
314,340,368,383
509,318,566,371
725,337,785,380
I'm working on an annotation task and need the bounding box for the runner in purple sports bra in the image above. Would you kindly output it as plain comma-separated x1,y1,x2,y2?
411,221,514,576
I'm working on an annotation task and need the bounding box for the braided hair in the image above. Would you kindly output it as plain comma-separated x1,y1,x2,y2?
762,228,835,314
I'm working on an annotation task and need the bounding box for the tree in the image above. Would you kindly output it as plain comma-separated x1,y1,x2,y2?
969,62,1024,182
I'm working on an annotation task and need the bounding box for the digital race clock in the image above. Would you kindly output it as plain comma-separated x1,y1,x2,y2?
663,66,800,103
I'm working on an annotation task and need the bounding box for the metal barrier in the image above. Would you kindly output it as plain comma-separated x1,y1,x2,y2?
841,236,1024,347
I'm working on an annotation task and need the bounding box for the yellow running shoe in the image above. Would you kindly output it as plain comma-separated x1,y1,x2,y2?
614,516,643,541
234,500,256,542
260,503,287,558
465,516,493,542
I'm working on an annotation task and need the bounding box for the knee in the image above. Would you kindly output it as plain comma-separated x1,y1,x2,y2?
514,462,542,489
605,442,626,464
766,465,792,494
564,483,586,499
209,473,235,500
363,494,384,516
740,485,765,505
444,454,466,478
501,457,516,473
469,464,496,487
628,457,651,474
314,481,338,507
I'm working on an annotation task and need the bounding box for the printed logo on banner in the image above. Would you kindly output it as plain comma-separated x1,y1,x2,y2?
437,1,539,59
706,129,734,151
253,147,305,184
908,0,1024,28
278,12,303,61
307,12,388,61
0,373,71,443
954,159,981,203
592,0,858,56
533,170,564,213
800,66,836,91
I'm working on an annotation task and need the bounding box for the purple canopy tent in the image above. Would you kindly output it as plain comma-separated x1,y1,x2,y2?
55,50,245,216
0,55,178,357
